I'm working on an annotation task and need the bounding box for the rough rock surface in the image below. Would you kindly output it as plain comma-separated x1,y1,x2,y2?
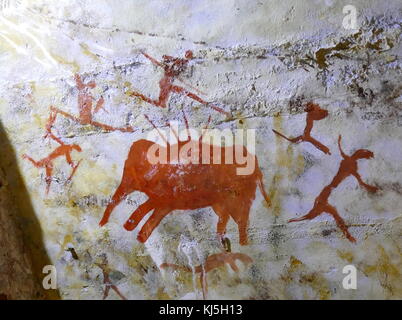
0,0,401,299
0,163,40,299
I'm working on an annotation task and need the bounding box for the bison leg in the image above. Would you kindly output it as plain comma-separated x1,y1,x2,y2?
100,180,135,226
137,207,171,243
212,204,230,238
230,202,251,246
123,200,155,231
238,223,248,245
230,206,251,246
216,199,252,246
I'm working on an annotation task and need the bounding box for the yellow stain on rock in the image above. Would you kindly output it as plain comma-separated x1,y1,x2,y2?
156,287,172,300
289,256,302,271
294,153,305,177
337,250,354,263
80,43,100,61
282,256,331,300
299,272,331,300
32,84,60,101
52,54,80,73
57,234,76,259
363,245,402,297
0,98,8,114
269,114,305,216
268,114,285,217
72,163,114,196
33,113,44,128
65,199,84,220
270,114,293,216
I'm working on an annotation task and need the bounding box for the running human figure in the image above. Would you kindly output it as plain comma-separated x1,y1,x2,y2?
129,50,229,116
288,135,379,242
46,74,133,135
272,102,331,155
96,258,127,300
22,133,82,194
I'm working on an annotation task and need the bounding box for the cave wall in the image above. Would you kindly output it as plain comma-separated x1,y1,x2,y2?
0,0,401,299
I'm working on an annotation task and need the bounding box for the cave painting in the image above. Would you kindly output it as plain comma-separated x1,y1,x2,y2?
22,132,82,194
129,50,229,116
288,135,379,242
47,74,134,133
14,34,384,298
96,261,127,300
160,252,253,299
100,111,271,245
272,102,331,155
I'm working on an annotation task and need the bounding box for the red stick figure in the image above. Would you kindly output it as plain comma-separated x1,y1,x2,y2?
160,252,252,299
272,102,331,155
75,73,107,123
96,261,127,300
47,74,133,135
129,50,229,116
288,135,379,242
22,133,82,194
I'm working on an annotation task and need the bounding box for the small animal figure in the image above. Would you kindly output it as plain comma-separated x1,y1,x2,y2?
272,102,331,155
22,133,82,194
288,135,379,242
160,252,253,299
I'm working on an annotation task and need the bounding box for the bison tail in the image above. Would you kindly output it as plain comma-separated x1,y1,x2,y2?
257,174,271,208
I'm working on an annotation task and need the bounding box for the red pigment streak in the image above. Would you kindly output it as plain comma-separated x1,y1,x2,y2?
272,102,331,155
96,263,127,300
22,132,82,194
129,50,230,116
160,252,253,299
46,74,133,135
288,135,379,242
100,113,271,245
